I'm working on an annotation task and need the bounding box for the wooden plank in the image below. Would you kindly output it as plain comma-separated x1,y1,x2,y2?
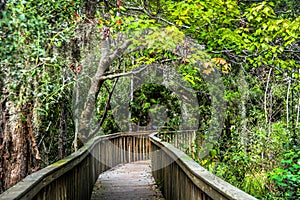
90,160,164,200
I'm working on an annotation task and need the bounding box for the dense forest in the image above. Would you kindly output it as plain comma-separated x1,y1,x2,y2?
0,0,299,199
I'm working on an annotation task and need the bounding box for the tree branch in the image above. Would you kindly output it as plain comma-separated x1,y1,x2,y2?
88,78,119,138
121,3,190,30
99,65,149,81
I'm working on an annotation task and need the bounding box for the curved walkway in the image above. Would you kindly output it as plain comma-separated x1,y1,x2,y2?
90,160,165,200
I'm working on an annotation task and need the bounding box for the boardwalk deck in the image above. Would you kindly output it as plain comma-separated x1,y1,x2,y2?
90,160,165,200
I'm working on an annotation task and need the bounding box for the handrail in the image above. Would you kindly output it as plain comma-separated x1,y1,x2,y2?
0,132,151,200
149,132,257,200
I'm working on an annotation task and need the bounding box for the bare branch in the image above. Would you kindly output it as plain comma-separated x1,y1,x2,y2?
155,16,190,29
108,40,133,62
122,3,190,30
88,78,119,138
0,95,9,106
100,65,149,81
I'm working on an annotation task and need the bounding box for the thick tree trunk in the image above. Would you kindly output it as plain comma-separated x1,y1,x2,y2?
0,96,5,193
0,80,41,193
0,100,41,192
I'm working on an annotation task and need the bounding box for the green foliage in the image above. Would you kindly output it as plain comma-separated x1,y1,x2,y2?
131,84,181,130
269,146,300,199
159,0,300,199
0,0,79,64
0,0,79,108
1,0,299,197
0,0,80,165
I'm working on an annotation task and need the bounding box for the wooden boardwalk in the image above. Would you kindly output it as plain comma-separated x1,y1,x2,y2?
90,160,165,200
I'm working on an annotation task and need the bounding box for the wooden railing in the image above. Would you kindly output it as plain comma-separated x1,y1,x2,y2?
149,132,258,200
157,130,197,154
1,130,258,200
0,132,151,200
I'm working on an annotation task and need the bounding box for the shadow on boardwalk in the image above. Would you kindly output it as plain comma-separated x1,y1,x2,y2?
91,160,165,200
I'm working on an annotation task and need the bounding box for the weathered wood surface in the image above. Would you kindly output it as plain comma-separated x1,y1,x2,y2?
150,132,258,200
90,160,165,200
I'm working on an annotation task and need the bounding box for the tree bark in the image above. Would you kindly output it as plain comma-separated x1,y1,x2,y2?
0,74,41,192
0,100,41,192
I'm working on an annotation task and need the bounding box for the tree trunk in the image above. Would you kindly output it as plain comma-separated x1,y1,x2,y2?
238,68,249,153
0,99,41,192
58,101,67,160
0,78,41,193
0,0,6,11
